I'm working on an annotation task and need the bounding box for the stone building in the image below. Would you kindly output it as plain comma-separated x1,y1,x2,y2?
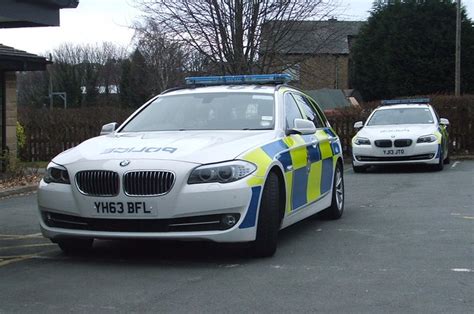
262,19,364,90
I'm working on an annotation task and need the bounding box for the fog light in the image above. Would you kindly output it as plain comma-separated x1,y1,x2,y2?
429,154,434,158
221,214,237,227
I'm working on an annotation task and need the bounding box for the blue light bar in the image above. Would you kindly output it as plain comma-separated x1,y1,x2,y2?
185,74,292,86
381,98,431,105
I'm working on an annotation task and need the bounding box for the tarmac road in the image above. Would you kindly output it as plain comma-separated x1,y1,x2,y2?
0,161,472,313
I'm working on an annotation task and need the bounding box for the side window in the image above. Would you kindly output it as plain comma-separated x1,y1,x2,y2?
309,98,330,127
284,93,303,129
292,93,325,128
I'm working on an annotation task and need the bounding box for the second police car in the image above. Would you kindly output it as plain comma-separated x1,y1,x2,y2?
351,99,450,172
38,74,344,257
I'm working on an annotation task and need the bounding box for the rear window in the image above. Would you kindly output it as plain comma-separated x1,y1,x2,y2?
367,108,435,126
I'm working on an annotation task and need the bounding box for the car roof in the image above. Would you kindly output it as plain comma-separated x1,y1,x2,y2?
161,84,279,96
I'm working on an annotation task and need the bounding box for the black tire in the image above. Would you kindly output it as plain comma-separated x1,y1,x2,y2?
56,238,93,254
250,172,281,258
322,162,344,220
444,151,450,165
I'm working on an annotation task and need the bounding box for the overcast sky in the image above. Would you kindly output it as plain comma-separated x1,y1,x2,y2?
0,0,472,56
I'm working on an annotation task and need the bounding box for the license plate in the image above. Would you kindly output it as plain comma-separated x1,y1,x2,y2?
382,149,405,155
93,201,154,215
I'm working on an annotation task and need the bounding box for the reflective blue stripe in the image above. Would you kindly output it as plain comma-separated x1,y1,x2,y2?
324,128,337,138
300,134,316,144
321,158,333,194
292,167,308,210
277,151,293,172
239,186,262,229
331,141,341,155
261,140,289,159
307,143,321,163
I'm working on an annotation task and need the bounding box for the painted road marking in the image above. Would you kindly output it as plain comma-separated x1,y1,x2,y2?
0,233,42,240
462,216,474,220
451,268,472,272
0,249,58,268
0,243,55,250
451,161,460,168
0,256,35,267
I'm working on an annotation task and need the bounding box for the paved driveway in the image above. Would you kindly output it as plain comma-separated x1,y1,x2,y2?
0,161,472,313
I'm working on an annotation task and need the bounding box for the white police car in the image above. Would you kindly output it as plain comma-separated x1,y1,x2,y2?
351,99,450,172
38,74,344,257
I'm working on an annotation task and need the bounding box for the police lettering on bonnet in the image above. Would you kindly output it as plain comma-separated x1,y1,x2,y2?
101,147,178,154
38,74,345,257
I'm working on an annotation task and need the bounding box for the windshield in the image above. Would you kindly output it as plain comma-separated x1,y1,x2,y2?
120,92,275,132
367,108,435,126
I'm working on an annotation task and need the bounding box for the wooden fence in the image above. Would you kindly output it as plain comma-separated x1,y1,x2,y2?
18,96,474,161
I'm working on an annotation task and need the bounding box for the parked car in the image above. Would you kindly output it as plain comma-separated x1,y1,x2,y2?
351,98,449,172
38,74,344,257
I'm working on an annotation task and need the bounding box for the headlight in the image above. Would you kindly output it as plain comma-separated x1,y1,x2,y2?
417,135,437,143
44,164,70,184
354,137,371,145
188,160,256,184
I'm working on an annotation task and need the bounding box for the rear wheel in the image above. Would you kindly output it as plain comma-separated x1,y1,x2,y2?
322,162,344,219
250,172,280,258
444,149,450,165
56,238,93,254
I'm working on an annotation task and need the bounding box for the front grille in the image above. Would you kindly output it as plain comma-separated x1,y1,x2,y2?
42,212,240,232
356,154,434,162
123,171,175,196
374,139,392,148
75,171,119,196
394,139,413,147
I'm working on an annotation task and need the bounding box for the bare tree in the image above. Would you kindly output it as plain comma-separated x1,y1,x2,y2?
48,43,127,107
135,0,340,74
133,20,188,93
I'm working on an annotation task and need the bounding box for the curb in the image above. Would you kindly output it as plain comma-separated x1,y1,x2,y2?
0,185,38,199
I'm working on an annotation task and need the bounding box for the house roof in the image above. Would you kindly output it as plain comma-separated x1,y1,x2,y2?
0,44,51,71
306,89,351,111
0,0,78,28
21,0,79,9
264,20,365,55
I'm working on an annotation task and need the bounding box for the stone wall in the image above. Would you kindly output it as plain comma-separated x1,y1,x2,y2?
282,54,351,91
4,72,17,159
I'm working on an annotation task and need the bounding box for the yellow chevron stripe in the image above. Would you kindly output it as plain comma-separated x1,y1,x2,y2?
307,161,322,203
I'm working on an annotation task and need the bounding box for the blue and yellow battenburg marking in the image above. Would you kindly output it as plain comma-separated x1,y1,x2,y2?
239,128,342,229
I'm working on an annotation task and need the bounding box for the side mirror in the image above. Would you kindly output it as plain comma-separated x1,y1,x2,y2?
287,119,317,135
354,121,364,129
100,122,118,135
440,118,449,126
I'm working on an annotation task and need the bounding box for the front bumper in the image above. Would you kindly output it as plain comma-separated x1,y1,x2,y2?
352,142,440,166
37,159,262,243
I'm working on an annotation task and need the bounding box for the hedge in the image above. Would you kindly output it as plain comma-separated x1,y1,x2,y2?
18,94,474,161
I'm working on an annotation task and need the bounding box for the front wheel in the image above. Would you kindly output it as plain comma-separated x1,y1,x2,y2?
322,162,344,219
250,172,281,258
56,238,93,254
